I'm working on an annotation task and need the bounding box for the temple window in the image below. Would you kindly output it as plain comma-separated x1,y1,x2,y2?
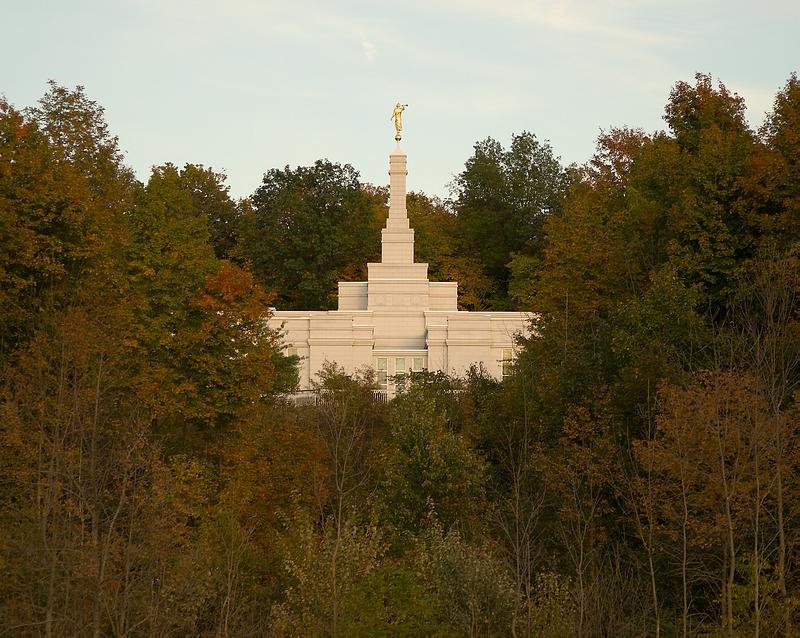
501,348,513,379
377,357,388,388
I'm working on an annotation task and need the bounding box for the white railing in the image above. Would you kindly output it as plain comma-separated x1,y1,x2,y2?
280,389,389,406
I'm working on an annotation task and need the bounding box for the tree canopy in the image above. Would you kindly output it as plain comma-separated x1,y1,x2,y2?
237,160,382,310
451,131,568,308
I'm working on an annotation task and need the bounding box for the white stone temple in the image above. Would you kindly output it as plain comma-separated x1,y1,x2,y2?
269,140,530,397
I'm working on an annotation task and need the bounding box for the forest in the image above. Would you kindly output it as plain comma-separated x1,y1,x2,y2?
1,73,799,636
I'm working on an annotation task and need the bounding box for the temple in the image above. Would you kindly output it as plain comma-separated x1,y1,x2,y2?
269,141,530,397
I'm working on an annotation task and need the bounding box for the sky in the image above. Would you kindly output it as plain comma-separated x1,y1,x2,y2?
2,0,799,200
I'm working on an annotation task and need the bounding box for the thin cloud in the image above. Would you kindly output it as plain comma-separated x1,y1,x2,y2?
361,36,377,62
421,0,676,45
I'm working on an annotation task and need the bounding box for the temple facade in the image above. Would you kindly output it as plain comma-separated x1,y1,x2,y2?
269,142,530,397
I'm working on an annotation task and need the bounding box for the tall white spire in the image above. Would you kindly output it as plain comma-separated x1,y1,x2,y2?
381,143,415,264
388,143,408,221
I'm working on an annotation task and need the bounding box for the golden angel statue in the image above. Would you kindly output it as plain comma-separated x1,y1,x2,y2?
390,102,408,141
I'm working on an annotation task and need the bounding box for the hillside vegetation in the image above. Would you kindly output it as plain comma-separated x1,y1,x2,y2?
2,74,800,636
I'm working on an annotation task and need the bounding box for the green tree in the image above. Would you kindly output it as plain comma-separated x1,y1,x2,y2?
518,76,776,441
378,378,487,546
662,74,761,308
127,163,217,323
761,73,800,244
461,367,550,620
125,163,292,445
0,86,133,361
340,565,449,637
452,132,567,307
25,80,135,202
408,192,494,309
172,163,241,259
413,526,517,637
270,509,386,637
238,160,381,309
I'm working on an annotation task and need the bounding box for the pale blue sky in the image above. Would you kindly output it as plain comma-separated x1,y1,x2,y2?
2,0,798,200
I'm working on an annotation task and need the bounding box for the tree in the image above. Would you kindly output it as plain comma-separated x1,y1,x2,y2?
452,132,567,307
270,508,386,636
541,402,618,636
125,164,292,445
0,88,132,361
150,262,291,439
171,163,241,259
515,76,780,443
413,525,517,636
237,160,382,309
25,81,135,202
378,377,487,547
460,366,548,625
290,364,388,635
733,249,800,633
643,371,795,636
340,565,447,637
761,73,800,246
662,74,770,311
407,192,493,309
305,364,388,525
0,306,184,637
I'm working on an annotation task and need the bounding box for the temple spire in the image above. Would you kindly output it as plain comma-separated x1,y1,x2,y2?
381,143,414,263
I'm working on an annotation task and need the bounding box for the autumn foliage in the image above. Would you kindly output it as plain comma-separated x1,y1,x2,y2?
2,74,800,636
